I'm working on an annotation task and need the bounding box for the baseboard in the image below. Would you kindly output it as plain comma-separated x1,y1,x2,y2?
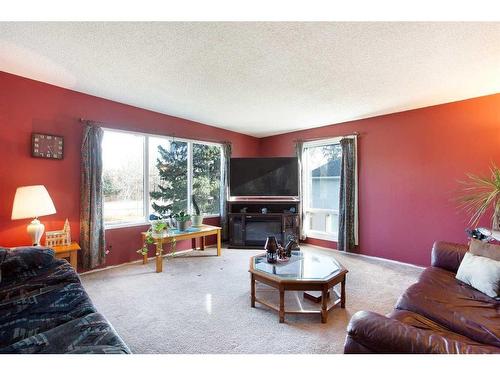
80,243,424,276
303,243,425,270
80,245,217,275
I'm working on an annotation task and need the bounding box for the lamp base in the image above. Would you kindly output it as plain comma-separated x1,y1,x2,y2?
27,218,45,246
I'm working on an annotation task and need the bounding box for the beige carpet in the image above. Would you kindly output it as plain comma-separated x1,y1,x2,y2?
80,245,422,354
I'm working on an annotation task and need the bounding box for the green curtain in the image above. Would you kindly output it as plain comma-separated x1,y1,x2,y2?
220,142,232,241
338,137,357,252
80,123,105,269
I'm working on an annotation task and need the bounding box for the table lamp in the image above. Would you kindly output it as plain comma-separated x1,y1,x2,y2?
11,185,57,246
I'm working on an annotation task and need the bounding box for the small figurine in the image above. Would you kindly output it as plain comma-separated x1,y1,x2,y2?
277,243,290,262
45,218,71,247
284,237,299,257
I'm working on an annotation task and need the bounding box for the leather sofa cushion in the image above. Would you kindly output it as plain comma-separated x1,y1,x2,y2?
431,242,468,273
346,310,499,354
396,267,500,348
389,310,492,348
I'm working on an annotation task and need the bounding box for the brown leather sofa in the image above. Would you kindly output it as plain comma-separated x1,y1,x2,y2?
344,241,500,354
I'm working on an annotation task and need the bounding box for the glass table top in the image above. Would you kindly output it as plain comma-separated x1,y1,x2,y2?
251,250,345,281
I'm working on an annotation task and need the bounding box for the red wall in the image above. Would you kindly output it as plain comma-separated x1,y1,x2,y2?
260,94,500,266
2,71,499,268
0,72,260,269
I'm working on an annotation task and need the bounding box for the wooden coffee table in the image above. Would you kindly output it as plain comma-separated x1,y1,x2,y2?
249,250,348,323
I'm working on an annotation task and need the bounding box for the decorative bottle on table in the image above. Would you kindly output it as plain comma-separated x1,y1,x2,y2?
265,236,278,264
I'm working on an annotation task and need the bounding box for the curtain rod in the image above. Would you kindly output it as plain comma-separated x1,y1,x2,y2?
294,131,360,143
79,118,232,145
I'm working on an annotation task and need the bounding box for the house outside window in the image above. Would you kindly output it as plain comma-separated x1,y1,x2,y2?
302,138,342,241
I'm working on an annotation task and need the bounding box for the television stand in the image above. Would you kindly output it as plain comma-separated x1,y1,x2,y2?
228,199,300,249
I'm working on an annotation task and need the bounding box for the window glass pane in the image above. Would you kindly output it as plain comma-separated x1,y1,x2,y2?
149,137,188,216
193,143,221,216
102,130,144,225
306,144,341,210
304,143,342,237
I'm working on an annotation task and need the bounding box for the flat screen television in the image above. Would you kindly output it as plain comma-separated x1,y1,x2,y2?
230,157,299,198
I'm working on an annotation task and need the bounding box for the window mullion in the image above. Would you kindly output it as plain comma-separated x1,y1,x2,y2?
144,135,149,222
187,142,193,214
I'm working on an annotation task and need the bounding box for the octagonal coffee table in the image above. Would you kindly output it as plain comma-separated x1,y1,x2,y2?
249,250,348,323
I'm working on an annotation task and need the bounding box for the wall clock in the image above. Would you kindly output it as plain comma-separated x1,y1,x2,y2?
31,133,64,160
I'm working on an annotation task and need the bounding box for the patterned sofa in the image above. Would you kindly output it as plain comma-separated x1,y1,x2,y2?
0,246,130,354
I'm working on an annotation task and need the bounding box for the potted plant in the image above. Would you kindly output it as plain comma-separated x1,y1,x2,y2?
151,219,168,238
137,219,170,256
137,232,154,257
173,211,191,231
137,219,177,258
457,164,500,230
191,194,204,227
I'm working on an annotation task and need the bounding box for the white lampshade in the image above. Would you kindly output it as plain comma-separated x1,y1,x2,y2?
11,185,56,220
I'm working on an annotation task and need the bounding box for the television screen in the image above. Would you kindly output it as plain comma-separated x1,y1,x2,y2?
230,157,299,197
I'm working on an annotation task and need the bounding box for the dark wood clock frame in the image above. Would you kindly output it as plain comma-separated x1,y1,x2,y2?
31,133,64,160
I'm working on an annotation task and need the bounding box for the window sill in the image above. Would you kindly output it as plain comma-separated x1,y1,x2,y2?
202,214,221,219
305,231,338,242
105,221,150,230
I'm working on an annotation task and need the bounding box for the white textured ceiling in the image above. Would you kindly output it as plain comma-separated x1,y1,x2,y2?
1,22,500,137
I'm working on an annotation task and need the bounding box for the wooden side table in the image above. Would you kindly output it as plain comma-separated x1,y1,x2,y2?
52,242,80,269
141,225,222,273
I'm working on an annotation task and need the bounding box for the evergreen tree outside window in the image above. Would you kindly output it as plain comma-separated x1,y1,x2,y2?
193,143,221,216
149,139,188,215
102,129,222,227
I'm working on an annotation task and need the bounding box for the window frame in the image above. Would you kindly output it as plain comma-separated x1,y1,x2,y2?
102,127,223,229
302,136,343,242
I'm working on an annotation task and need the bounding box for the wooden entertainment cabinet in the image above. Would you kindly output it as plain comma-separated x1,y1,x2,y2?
228,199,300,249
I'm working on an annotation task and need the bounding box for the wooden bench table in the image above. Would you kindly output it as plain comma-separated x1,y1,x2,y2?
141,225,222,273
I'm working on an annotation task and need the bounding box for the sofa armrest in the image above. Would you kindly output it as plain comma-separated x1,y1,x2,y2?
431,241,468,273
344,311,499,354
0,247,55,278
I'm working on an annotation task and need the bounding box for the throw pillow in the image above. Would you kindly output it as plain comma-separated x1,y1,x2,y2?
469,239,500,261
456,252,500,299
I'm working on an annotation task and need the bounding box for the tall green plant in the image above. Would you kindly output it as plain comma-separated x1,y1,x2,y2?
457,164,500,229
